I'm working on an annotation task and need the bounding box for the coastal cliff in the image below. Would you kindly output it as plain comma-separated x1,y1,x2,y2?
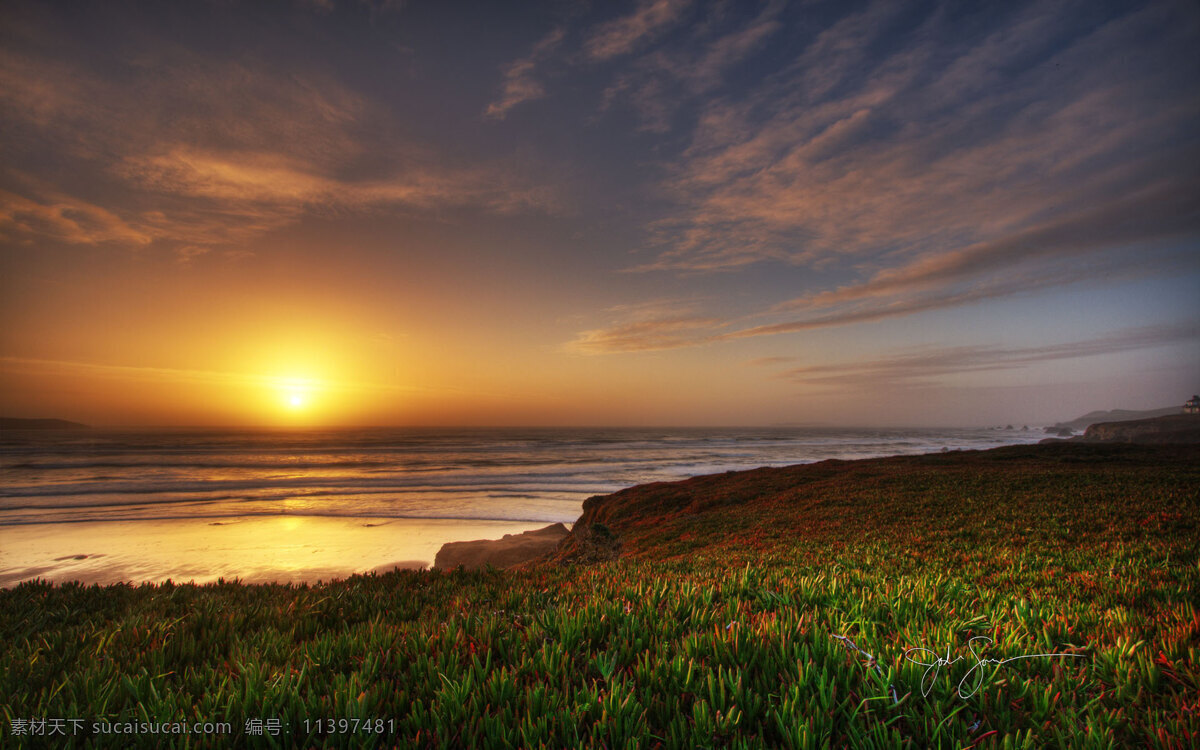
433,523,570,570
1077,414,1200,444
550,441,1200,564
436,440,1200,570
1048,406,1179,432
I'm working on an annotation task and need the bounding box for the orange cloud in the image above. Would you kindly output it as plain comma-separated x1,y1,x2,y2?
0,189,151,246
568,315,725,354
0,44,559,253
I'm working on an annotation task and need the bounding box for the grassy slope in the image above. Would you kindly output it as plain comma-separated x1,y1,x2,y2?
2,443,1198,748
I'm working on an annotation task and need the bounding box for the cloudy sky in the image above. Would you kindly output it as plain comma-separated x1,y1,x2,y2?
1,0,1197,426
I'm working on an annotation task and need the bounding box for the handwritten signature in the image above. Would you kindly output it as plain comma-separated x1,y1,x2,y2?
904,636,1085,699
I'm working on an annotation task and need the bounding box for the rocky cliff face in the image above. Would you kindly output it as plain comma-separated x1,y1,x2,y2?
551,521,622,563
433,523,570,570
1080,414,1200,444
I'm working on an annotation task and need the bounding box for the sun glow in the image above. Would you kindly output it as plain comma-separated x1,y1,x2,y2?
275,376,319,413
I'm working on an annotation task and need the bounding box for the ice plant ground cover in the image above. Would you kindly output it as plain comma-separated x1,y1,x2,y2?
2,442,1197,748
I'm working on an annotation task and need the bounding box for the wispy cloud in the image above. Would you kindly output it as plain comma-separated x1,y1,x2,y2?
0,38,557,255
638,1,1199,272
568,315,726,354
774,323,1200,389
584,0,693,62
780,179,1200,310
487,1,781,130
486,0,704,121
565,298,726,354
485,28,565,120
553,1,1200,355
570,243,1200,352
600,0,784,132
121,147,553,214
0,189,151,246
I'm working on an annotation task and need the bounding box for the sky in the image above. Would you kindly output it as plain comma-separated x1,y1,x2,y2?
0,0,1197,427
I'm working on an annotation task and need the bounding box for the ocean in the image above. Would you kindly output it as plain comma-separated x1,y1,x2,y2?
0,426,1045,585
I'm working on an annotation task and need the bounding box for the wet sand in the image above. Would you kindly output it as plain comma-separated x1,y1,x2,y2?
0,516,551,587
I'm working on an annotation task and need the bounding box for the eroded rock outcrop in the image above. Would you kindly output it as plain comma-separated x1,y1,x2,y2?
433,523,570,570
552,521,623,564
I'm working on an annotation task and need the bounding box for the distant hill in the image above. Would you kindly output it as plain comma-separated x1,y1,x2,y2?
0,417,88,430
1076,414,1200,444
1051,406,1180,432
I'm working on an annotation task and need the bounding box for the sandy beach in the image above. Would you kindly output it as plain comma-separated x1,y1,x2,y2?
0,516,550,587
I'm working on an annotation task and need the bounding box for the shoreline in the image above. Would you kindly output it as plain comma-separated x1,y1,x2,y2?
5,438,1195,589
0,516,554,588
3,440,1195,746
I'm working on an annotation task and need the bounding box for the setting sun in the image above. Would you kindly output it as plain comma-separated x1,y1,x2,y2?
274,377,319,414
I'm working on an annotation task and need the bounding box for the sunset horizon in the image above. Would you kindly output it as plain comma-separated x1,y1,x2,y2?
2,3,1198,744
2,0,1196,430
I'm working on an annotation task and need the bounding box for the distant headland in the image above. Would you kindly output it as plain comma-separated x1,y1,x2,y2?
1048,406,1181,433
1068,413,1200,445
0,418,89,430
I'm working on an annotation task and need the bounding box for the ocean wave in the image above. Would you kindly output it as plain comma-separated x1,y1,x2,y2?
0,427,1046,526
0,510,571,526
0,485,601,512
0,474,620,499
